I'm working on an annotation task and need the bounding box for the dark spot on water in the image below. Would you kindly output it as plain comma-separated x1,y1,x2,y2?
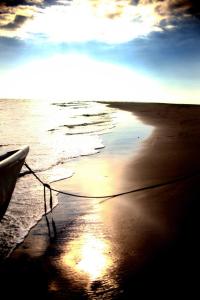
90,280,103,291
48,129,57,132
52,103,68,107
83,113,107,117
61,121,109,129
62,124,75,129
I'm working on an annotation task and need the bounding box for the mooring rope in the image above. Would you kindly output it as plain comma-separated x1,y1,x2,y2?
23,161,200,212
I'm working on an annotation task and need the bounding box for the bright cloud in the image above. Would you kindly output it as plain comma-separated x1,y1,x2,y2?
1,0,196,43
18,1,164,43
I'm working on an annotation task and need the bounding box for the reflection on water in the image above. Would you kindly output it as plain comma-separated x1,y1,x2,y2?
57,208,119,297
62,233,112,280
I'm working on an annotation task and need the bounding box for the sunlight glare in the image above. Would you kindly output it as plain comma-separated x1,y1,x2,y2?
0,54,163,101
62,233,112,280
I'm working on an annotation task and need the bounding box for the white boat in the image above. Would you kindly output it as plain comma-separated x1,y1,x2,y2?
0,146,29,221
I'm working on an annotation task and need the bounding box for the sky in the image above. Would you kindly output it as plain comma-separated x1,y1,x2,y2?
0,0,200,103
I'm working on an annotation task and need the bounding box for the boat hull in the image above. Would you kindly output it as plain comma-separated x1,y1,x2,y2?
0,146,29,221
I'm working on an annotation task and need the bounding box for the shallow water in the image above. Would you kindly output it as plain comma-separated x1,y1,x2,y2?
0,99,153,258
0,99,114,257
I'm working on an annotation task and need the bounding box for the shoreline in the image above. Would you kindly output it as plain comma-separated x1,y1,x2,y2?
1,101,200,299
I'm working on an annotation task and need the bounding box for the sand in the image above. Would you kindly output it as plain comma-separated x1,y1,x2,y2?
0,102,200,299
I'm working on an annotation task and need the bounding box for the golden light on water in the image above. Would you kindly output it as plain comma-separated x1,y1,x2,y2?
62,233,112,280
57,155,118,282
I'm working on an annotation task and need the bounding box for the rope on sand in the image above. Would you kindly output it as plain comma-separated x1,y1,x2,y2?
23,162,200,214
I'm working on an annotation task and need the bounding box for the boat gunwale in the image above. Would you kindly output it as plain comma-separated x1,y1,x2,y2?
0,146,29,169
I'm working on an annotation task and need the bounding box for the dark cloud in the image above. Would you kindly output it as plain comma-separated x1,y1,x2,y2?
0,0,59,7
0,1,36,7
0,0,199,15
0,14,29,29
144,0,200,18
0,0,59,33
168,0,200,16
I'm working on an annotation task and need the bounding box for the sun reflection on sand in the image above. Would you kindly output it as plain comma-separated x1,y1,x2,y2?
62,232,112,280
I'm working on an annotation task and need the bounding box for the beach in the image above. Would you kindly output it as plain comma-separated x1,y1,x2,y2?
0,101,200,299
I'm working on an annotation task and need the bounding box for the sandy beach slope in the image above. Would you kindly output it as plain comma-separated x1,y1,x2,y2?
0,102,200,299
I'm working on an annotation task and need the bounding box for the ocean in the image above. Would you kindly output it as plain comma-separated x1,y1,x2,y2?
0,99,153,259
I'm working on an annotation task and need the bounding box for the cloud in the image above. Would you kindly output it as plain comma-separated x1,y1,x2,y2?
0,1,69,27
138,0,200,18
0,14,30,30
166,0,200,16
0,4,36,36
0,1,42,7
0,1,46,36
0,0,199,42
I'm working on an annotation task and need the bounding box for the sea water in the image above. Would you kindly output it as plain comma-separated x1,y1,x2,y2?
0,99,153,258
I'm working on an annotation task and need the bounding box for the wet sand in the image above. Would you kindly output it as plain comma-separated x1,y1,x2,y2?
0,102,200,299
